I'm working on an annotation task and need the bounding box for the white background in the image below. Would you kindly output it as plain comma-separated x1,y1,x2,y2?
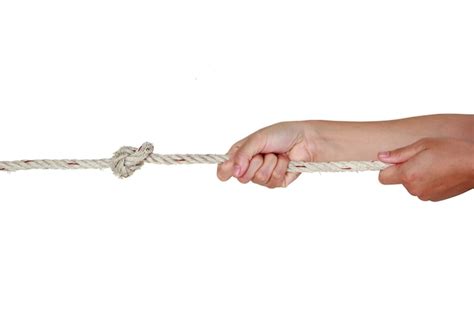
0,1,473,314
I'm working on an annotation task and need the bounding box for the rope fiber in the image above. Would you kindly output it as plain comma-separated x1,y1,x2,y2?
0,142,389,178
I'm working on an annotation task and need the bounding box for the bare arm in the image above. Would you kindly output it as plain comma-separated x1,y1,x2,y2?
309,114,474,161
217,114,473,200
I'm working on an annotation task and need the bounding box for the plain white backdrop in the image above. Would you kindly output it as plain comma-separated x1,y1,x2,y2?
0,1,472,314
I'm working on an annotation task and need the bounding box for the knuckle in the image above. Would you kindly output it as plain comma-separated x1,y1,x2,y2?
253,154,263,163
227,144,242,158
252,131,266,144
255,172,269,183
255,174,267,184
238,176,249,184
233,152,244,162
267,178,285,189
418,194,431,202
267,178,282,189
401,169,417,184
216,169,228,181
407,189,418,197
404,183,419,196
272,172,284,181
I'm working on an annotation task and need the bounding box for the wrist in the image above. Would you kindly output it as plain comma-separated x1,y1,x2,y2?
299,119,389,162
300,120,337,162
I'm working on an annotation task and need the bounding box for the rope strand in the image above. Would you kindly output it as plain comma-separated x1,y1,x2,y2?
0,142,389,178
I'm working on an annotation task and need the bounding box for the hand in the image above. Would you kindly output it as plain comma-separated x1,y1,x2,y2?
378,137,474,201
217,121,319,188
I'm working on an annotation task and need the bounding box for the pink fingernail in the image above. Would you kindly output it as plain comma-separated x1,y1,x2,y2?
378,151,390,158
233,165,241,177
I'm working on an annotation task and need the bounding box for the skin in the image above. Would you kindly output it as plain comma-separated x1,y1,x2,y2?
217,114,474,201
378,137,474,201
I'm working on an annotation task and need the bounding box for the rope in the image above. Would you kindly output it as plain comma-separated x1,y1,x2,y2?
0,142,389,178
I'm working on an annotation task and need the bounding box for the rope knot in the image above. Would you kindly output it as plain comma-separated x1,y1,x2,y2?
111,142,154,178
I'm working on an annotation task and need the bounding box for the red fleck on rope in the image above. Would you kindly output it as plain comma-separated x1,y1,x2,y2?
0,142,389,178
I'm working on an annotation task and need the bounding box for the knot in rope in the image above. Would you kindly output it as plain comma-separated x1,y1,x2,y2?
111,142,154,178
0,141,390,177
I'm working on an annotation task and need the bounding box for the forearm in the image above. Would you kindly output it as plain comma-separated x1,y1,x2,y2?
307,114,474,161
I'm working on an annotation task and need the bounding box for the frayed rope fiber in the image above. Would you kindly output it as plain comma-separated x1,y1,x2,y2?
0,142,389,178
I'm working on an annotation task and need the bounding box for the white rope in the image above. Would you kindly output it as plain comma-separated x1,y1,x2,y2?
0,142,390,178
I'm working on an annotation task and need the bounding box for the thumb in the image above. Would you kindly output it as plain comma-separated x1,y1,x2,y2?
378,139,427,164
232,133,267,177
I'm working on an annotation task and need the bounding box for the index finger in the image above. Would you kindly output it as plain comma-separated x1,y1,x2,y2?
232,132,268,177
217,138,246,181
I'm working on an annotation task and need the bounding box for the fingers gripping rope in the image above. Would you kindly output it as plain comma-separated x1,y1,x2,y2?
0,142,390,178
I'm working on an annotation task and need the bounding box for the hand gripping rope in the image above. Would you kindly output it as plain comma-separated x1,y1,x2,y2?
0,142,389,178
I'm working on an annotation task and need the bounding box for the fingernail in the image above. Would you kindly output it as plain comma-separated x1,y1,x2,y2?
233,164,241,177
378,151,390,158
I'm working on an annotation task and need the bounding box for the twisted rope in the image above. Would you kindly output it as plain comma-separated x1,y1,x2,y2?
0,142,389,178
